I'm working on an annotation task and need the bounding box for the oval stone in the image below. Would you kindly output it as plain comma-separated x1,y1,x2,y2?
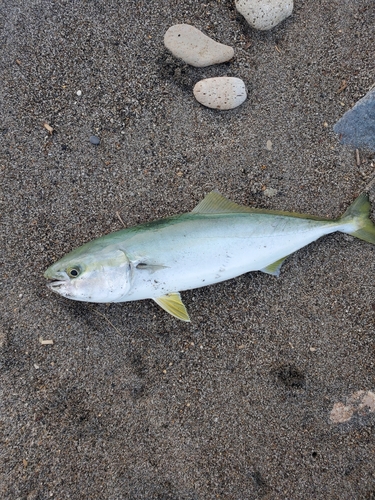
235,0,293,31
164,24,234,68
193,77,247,110
89,135,100,145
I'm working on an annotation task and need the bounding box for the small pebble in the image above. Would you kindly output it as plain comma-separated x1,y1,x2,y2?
43,123,54,135
193,77,247,110
76,90,82,96
235,0,293,31
39,337,54,345
263,187,278,198
266,139,273,150
90,135,100,145
164,24,234,67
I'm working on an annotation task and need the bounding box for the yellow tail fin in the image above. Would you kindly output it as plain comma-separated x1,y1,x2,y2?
341,194,375,244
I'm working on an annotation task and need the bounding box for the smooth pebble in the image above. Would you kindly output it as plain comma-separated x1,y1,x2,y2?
193,77,247,110
164,24,234,67
90,135,100,145
235,0,293,30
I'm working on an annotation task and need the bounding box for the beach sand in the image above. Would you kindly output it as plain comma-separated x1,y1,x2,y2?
2,1,375,498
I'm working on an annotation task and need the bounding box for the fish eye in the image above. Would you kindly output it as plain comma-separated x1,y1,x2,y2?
67,266,81,278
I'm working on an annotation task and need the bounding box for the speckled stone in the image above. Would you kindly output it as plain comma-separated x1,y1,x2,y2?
235,0,293,30
193,77,247,110
164,24,234,67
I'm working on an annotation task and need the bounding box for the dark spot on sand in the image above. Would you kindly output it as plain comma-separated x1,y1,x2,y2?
274,364,306,389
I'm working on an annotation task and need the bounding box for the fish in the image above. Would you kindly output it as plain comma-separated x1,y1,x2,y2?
44,191,375,322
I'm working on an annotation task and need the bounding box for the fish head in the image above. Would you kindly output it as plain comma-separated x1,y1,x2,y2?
44,243,132,303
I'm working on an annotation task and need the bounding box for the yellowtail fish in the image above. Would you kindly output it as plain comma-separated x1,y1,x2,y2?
45,191,375,321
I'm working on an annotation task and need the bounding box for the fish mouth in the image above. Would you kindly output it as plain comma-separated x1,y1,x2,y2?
46,279,67,289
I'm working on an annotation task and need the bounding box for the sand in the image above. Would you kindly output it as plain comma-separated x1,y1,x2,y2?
2,1,375,498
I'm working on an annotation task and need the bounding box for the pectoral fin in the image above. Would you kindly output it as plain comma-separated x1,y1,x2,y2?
136,262,168,273
153,293,191,322
261,256,288,277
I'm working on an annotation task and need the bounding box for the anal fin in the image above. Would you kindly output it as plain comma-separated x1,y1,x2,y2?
153,293,191,322
261,256,288,277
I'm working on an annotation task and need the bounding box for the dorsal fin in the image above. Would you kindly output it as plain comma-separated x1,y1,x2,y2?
192,191,254,214
192,191,335,220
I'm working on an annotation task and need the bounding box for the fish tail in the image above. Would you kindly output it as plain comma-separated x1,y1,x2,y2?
340,193,375,244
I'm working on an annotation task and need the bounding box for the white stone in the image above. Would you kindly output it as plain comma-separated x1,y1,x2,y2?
235,0,293,31
164,24,234,68
193,77,247,110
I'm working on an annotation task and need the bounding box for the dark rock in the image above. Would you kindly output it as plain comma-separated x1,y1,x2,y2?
333,87,375,150
89,135,100,145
